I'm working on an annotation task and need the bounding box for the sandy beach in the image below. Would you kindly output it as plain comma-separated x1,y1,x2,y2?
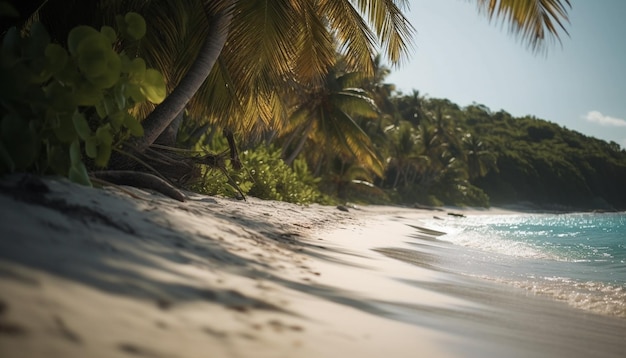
1,175,625,358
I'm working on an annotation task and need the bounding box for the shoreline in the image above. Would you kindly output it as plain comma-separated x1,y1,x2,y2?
1,176,625,357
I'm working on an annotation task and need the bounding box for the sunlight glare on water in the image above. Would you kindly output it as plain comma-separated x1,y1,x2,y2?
420,212,626,318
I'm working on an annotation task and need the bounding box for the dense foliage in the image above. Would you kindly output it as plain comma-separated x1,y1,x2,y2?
462,107,626,210
375,96,626,210
189,137,328,205
5,1,619,212
0,12,166,185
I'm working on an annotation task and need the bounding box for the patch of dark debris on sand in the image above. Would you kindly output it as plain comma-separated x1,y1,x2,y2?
118,342,173,358
53,316,82,344
0,299,27,336
0,177,136,235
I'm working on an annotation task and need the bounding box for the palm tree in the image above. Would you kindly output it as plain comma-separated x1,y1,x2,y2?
280,66,383,177
462,133,498,180
429,101,464,158
385,122,421,188
91,0,574,153
22,0,571,149
395,90,428,126
133,0,416,153
13,0,572,195
22,0,415,147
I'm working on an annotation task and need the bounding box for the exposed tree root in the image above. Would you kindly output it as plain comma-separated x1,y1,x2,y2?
98,143,247,202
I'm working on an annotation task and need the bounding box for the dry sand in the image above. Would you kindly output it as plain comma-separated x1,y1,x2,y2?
0,175,625,358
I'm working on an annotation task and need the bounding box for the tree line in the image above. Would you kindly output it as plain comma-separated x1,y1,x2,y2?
6,0,616,211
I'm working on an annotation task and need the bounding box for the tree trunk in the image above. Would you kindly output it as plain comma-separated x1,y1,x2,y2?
132,1,233,152
223,129,242,170
154,111,184,147
280,127,302,159
285,120,315,166
392,164,402,188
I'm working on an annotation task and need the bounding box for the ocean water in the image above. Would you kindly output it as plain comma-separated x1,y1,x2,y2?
420,212,626,318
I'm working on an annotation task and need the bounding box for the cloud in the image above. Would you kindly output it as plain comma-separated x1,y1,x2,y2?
584,111,626,127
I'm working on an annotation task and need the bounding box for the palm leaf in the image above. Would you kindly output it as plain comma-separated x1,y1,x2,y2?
326,107,384,176
319,0,378,73
334,90,379,118
292,0,336,83
352,0,415,65
474,0,571,53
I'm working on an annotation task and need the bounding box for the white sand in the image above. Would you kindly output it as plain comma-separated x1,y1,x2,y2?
1,175,625,358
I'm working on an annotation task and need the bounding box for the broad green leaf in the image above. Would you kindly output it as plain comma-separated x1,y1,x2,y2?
85,136,98,158
100,96,118,116
27,56,51,84
69,161,92,186
123,113,144,137
109,111,125,130
24,22,50,59
140,69,166,103
94,141,111,168
124,12,146,40
77,36,111,77
85,50,121,89
113,83,126,109
67,25,100,55
127,57,146,82
44,43,68,75
96,124,113,145
100,26,117,44
72,112,91,140
69,139,82,165
120,54,131,72
125,83,145,103
96,97,108,119
49,111,78,143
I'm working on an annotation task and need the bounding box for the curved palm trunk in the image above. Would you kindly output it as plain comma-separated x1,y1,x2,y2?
392,163,402,188
285,120,315,166
134,2,233,152
154,111,184,146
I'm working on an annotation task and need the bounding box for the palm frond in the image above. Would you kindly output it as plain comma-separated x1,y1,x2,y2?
319,0,378,74
292,0,336,83
474,0,571,53
326,108,384,176
226,0,299,94
352,0,415,65
333,90,379,118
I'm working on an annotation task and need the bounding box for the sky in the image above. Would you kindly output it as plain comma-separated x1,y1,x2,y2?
386,0,626,148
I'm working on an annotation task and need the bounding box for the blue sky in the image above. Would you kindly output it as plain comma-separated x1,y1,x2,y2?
386,0,626,148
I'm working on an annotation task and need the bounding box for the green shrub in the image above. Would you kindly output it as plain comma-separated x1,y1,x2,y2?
191,143,325,205
245,146,323,204
0,13,165,185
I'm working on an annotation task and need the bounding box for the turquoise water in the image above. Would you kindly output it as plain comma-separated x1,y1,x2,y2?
421,212,626,318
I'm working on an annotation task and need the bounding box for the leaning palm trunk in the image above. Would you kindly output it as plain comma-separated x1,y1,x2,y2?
132,2,234,152
95,2,236,201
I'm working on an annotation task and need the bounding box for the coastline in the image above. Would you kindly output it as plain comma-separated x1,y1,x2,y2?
1,176,624,358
